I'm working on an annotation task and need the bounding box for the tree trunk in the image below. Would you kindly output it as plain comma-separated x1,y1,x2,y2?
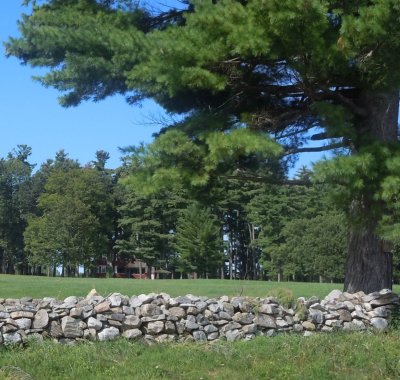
344,90,399,293
345,221,392,293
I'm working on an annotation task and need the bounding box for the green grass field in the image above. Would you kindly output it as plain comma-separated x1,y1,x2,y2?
1,275,400,380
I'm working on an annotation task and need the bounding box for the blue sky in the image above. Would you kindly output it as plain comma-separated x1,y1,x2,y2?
1,1,325,173
1,2,167,169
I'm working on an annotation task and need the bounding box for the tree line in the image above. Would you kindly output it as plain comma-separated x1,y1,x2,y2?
0,142,349,282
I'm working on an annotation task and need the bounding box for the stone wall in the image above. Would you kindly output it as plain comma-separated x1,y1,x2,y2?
0,288,398,345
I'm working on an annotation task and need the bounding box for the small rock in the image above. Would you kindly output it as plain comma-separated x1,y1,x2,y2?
168,307,186,319
16,318,32,330
254,314,276,329
61,316,83,338
302,321,316,331
370,317,388,331
3,332,21,345
98,327,120,341
193,330,207,341
33,309,49,329
10,311,34,319
146,321,164,335
94,302,111,314
226,329,243,342
87,317,103,331
123,315,142,328
122,329,143,340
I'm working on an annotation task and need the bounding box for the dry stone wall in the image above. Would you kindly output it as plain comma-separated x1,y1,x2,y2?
0,289,398,345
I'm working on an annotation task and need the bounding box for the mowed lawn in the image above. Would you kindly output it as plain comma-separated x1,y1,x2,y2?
1,275,400,300
0,275,344,300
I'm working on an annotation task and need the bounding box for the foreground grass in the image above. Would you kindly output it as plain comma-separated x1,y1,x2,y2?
0,275,350,300
1,332,400,379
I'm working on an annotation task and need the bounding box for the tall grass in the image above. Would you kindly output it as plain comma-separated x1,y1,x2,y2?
1,333,400,379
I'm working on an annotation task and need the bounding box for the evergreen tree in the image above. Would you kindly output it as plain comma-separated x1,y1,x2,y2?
7,0,400,291
0,146,35,274
175,203,223,278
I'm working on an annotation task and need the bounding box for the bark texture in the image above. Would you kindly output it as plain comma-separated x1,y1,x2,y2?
344,91,399,293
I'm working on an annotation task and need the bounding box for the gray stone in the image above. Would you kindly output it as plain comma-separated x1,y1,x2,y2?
0,312,10,319
259,303,277,315
226,329,243,342
82,305,94,319
303,331,314,337
123,315,142,328
141,315,166,322
10,311,34,319
368,306,388,318
254,314,276,329
33,309,49,329
232,312,254,325
193,330,207,341
195,301,208,312
109,313,125,322
219,311,232,321
146,321,164,335
3,332,21,345
208,303,222,313
325,319,342,328
109,294,122,307
98,327,120,341
122,306,135,315
63,296,78,306
141,304,162,317
370,317,388,331
196,314,210,326
324,289,343,302
87,317,103,331
293,323,304,332
207,332,219,340
309,303,327,312
276,318,289,328
61,316,83,338
50,321,63,338
351,309,368,320
204,324,218,334
96,314,108,322
70,307,83,318
343,301,355,312
2,324,18,333
309,309,324,324
221,322,241,332
165,320,176,334
242,324,257,334
187,306,200,315
185,320,199,330
343,320,366,331
337,309,352,322
16,318,31,330
122,329,143,339
168,307,186,319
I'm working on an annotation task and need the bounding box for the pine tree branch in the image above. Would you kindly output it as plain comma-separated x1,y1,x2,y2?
284,142,344,155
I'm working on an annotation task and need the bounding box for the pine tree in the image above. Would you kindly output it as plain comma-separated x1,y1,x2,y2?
7,0,400,291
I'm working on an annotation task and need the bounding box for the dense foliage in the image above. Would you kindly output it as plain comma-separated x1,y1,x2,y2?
0,146,348,281
5,0,400,291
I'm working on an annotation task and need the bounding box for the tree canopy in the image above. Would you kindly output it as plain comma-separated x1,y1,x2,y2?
6,0,400,291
